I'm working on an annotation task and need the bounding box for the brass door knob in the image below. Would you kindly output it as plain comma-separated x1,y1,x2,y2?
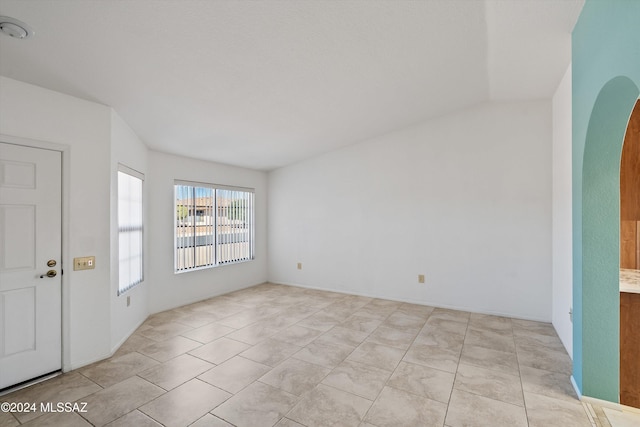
40,270,57,278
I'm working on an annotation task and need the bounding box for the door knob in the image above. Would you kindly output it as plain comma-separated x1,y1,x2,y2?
40,270,57,278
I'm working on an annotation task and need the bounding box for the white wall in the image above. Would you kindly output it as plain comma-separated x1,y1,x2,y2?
110,110,149,351
268,101,552,321
0,76,112,369
0,73,557,374
147,151,268,313
0,77,269,370
551,64,573,357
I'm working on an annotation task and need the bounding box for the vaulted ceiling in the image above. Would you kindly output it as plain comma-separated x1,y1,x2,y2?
0,0,584,170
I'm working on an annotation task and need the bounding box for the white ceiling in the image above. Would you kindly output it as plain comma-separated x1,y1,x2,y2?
0,0,584,171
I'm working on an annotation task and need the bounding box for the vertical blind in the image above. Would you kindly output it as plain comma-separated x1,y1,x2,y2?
175,181,255,272
118,167,144,295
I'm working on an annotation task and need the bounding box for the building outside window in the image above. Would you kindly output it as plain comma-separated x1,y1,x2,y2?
174,181,254,272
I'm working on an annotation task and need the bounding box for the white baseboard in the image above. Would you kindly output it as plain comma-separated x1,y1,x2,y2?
571,375,582,399
270,280,551,323
581,395,640,415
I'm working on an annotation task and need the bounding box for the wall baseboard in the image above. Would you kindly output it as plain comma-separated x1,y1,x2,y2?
65,281,269,372
571,375,582,399
581,394,640,415
150,280,268,315
270,280,551,323
109,316,149,357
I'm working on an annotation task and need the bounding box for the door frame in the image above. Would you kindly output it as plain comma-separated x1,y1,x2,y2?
0,133,71,373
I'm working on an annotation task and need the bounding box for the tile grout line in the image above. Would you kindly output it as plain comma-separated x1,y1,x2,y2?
512,317,531,427
442,312,471,427
346,306,418,425
354,307,448,425
281,302,397,426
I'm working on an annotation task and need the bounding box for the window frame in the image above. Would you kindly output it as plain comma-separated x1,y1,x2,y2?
174,179,255,273
117,164,144,295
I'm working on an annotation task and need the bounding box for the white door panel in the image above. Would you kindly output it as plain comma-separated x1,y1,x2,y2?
2,287,36,356
1,204,36,270
0,142,61,389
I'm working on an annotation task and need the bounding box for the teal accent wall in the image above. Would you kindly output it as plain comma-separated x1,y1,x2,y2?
572,0,640,401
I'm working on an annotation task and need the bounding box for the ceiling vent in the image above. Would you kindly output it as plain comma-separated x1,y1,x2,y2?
0,16,34,39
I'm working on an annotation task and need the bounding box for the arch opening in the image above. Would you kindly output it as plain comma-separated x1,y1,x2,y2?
579,75,639,401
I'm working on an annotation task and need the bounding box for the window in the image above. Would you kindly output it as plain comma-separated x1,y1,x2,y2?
175,181,255,272
118,166,144,295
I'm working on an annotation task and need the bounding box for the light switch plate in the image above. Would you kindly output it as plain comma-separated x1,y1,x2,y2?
74,256,95,271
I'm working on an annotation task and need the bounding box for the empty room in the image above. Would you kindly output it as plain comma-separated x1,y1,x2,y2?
1,0,639,426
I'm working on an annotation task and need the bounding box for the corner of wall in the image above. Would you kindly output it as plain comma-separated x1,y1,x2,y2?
551,62,574,358
109,109,151,353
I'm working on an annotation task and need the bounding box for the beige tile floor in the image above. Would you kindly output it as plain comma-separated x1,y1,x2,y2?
0,283,615,426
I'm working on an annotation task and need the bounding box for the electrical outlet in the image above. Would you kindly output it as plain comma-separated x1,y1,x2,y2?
418,274,425,284
73,256,96,271
297,262,302,270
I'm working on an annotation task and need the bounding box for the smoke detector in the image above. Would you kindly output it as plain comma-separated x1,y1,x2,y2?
0,16,34,39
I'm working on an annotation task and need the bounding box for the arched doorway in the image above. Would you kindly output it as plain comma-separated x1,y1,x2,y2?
579,76,639,401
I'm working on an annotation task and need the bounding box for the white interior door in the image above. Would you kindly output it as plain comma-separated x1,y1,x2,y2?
0,142,61,390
